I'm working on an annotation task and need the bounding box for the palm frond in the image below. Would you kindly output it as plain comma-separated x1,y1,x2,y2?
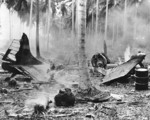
6,0,16,9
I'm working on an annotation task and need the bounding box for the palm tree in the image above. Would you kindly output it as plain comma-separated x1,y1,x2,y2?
104,0,109,55
123,0,127,41
95,0,99,34
29,0,33,40
4,0,48,58
76,0,102,95
72,0,75,35
9,9,12,40
77,0,91,90
76,0,113,99
47,0,51,51
36,0,40,58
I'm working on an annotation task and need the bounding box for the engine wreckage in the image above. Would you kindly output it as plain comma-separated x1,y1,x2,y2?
0,32,147,92
0,33,148,119
91,51,146,85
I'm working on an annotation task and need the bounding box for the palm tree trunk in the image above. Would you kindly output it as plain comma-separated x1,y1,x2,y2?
123,0,127,40
104,0,109,55
116,23,118,41
112,0,116,47
72,0,75,35
9,10,11,40
77,0,91,90
19,17,21,36
91,10,94,34
47,0,51,51
134,4,138,39
36,0,40,58
112,21,115,46
72,0,75,51
29,0,33,40
95,0,99,35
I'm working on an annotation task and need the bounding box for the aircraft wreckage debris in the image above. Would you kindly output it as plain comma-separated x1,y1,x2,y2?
101,54,146,84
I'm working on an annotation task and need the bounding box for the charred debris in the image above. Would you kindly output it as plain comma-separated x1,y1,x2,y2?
90,52,147,85
0,33,150,119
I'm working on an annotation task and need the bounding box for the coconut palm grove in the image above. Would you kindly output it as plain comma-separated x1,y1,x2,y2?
0,0,150,120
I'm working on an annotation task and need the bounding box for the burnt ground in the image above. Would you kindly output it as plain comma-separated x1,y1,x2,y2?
0,65,150,120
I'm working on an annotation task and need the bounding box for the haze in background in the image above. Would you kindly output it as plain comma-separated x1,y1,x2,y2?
0,0,150,63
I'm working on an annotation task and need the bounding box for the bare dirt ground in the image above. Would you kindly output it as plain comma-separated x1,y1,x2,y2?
0,65,150,120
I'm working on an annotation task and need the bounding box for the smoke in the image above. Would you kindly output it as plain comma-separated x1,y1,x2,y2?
0,3,11,50
104,0,150,62
24,92,50,111
1,1,150,64
0,3,36,54
0,2,78,64
124,45,131,62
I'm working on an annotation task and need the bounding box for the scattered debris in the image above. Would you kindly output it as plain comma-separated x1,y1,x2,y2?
145,93,150,97
89,67,105,77
91,52,110,70
0,34,150,119
32,81,51,85
33,104,46,114
1,33,42,79
110,94,124,101
0,100,13,104
76,90,110,103
85,113,95,118
101,54,145,84
128,101,147,107
106,64,118,69
10,88,33,92
4,77,11,82
97,67,107,76
54,88,75,107
25,94,51,117
0,88,8,94
90,53,112,77
55,64,65,70
98,105,119,119
8,79,17,87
